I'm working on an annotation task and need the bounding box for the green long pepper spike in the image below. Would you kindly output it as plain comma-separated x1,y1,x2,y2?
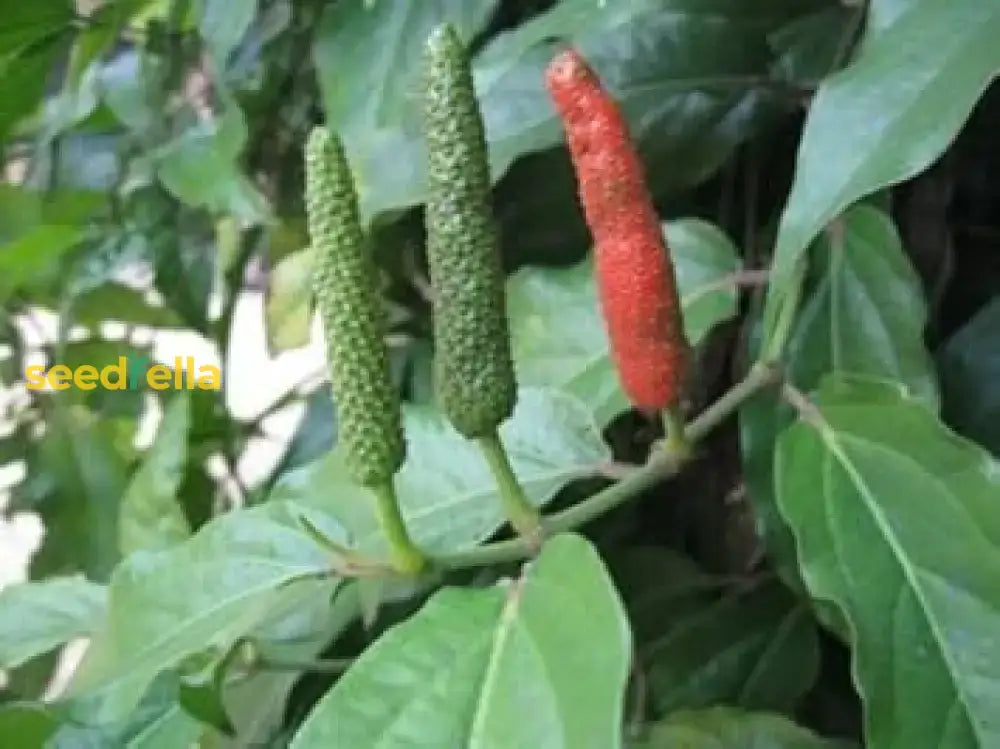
421,25,541,541
421,24,516,440
303,126,425,574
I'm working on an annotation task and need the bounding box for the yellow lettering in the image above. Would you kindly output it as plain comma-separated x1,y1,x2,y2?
75,365,98,391
48,365,72,391
196,365,221,390
101,357,127,390
174,358,183,389
147,365,172,391
25,365,46,390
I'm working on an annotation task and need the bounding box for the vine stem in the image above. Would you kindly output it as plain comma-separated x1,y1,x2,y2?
435,362,781,570
477,431,543,545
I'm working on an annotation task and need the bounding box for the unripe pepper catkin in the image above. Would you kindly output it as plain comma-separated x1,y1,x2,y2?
421,24,517,439
304,127,405,486
545,49,689,412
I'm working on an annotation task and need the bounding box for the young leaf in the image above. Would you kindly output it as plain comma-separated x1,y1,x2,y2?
763,0,1000,343
0,576,106,669
119,393,192,555
508,220,740,426
776,375,1000,748
290,534,631,749
271,387,609,555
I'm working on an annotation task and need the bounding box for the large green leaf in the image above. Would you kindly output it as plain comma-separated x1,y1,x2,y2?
642,577,818,715
53,672,209,748
221,579,354,746
763,0,1000,343
154,107,269,223
25,404,130,580
508,220,740,426
0,704,59,747
0,576,106,669
314,0,497,136
939,297,1000,456
196,0,257,66
316,0,823,220
119,393,192,555
271,387,609,555
290,534,630,748
66,501,341,723
0,1,72,54
776,375,1000,748
608,548,818,714
0,225,85,303
70,283,184,328
741,205,936,585
633,707,855,748
0,40,62,141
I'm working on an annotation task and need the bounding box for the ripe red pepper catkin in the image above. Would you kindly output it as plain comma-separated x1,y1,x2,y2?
545,48,689,412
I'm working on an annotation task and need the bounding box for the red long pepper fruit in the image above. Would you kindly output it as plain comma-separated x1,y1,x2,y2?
545,48,689,412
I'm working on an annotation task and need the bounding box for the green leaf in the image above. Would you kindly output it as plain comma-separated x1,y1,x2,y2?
0,1,72,54
290,534,631,749
633,707,855,749
70,283,184,328
54,672,208,748
66,500,341,723
768,6,856,86
477,0,807,189
154,107,269,223
939,297,1000,456
642,577,818,715
0,704,59,746
265,246,313,353
508,220,740,426
222,579,353,745
0,225,85,303
196,0,257,66
0,40,62,141
314,0,497,136
0,576,106,669
741,205,936,587
271,387,610,555
763,1,1000,343
119,393,192,555
776,374,1000,748
26,404,129,580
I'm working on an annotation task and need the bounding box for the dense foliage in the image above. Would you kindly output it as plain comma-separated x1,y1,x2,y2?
1,1,999,747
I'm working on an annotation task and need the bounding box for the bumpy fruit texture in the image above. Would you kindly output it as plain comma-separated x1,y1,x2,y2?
545,48,689,411
421,24,517,438
304,127,405,485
